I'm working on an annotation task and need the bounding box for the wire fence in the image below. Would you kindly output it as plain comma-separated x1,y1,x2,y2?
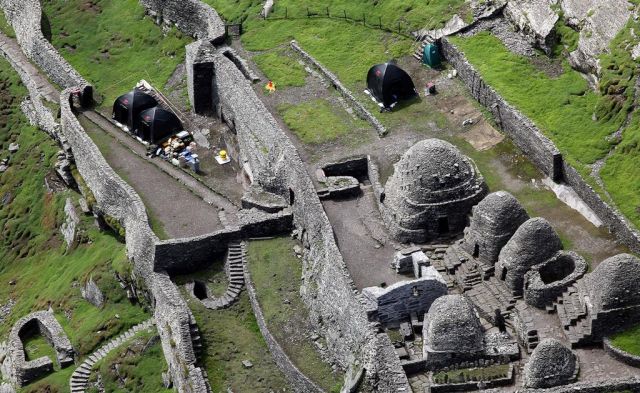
260,5,420,39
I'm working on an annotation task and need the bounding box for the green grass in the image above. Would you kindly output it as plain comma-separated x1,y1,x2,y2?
172,254,228,298
86,330,171,393
610,324,640,356
253,49,307,88
206,0,470,31
247,237,343,392
279,99,357,144
0,8,15,37
450,32,616,167
187,292,289,392
432,364,510,384
0,58,148,392
23,335,59,364
42,0,190,109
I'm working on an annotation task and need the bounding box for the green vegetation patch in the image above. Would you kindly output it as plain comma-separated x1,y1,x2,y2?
253,49,307,88
610,324,640,356
0,8,15,37
42,0,190,108
188,292,289,392
86,331,171,393
432,364,511,384
279,99,353,144
23,335,59,364
247,237,343,392
172,253,228,298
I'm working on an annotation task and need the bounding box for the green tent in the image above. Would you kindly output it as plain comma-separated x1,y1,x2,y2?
422,43,441,68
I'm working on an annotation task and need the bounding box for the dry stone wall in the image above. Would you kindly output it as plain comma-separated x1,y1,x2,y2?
139,0,225,43
0,0,91,102
211,47,410,391
441,37,640,254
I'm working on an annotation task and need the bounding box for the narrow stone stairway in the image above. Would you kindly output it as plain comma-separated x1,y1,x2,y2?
69,318,156,393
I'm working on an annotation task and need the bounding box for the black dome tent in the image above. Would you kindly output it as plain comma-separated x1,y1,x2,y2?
137,107,182,144
112,90,158,132
366,63,417,109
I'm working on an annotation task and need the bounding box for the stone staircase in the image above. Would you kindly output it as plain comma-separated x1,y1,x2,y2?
465,276,517,322
552,283,594,347
194,242,246,310
69,318,155,393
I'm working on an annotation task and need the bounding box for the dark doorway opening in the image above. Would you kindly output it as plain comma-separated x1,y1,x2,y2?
437,217,449,234
473,243,479,258
500,267,507,281
193,281,208,300
289,188,295,205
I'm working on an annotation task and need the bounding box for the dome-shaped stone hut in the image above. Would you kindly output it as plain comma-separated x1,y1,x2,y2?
524,338,578,388
586,253,640,314
461,191,529,266
495,217,562,295
383,139,487,243
423,295,484,366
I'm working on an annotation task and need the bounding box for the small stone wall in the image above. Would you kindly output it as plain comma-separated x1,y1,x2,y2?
0,0,92,103
244,259,325,393
139,0,225,43
603,338,640,368
290,40,387,137
522,377,640,393
430,364,514,393
4,311,74,386
440,36,640,254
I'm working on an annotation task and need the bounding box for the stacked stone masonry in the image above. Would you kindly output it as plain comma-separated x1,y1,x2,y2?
139,0,225,43
440,36,640,254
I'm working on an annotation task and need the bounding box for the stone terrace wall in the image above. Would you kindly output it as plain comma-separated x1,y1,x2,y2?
0,0,91,101
441,37,640,254
139,0,225,43
603,338,640,368
523,377,640,393
211,49,410,391
245,264,325,393
290,40,387,137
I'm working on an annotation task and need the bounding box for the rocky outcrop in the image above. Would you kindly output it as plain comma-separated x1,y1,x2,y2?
81,276,104,308
60,197,79,249
504,0,559,54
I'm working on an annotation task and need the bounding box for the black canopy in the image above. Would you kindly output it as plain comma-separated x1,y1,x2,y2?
366,63,417,108
137,107,182,144
112,90,158,132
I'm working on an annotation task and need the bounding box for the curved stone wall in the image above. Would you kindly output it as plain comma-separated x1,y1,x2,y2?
523,251,588,309
603,338,640,368
0,0,91,102
139,0,225,43
211,48,409,391
441,37,640,254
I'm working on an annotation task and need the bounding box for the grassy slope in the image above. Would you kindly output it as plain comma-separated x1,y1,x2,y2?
188,293,289,392
248,238,343,392
253,49,307,88
0,58,148,392
87,331,171,393
42,0,189,109
0,8,15,37
203,0,469,31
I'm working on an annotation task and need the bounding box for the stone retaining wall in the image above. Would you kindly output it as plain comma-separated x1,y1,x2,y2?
290,40,387,137
244,261,325,393
522,377,640,393
603,338,640,368
440,37,640,254
139,0,225,43
211,47,410,390
0,0,92,103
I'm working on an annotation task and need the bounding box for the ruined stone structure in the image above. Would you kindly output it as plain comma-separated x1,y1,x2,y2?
523,338,579,389
495,217,563,295
186,40,216,115
461,190,529,268
140,0,225,43
381,139,488,243
3,311,74,386
523,251,587,308
362,267,448,325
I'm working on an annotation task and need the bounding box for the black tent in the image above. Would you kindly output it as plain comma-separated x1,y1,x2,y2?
366,63,417,108
137,107,182,144
112,90,158,131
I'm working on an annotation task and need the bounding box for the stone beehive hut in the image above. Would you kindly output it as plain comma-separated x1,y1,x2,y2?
586,253,640,314
461,190,529,266
383,139,487,243
423,295,485,366
524,338,578,389
495,217,562,295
